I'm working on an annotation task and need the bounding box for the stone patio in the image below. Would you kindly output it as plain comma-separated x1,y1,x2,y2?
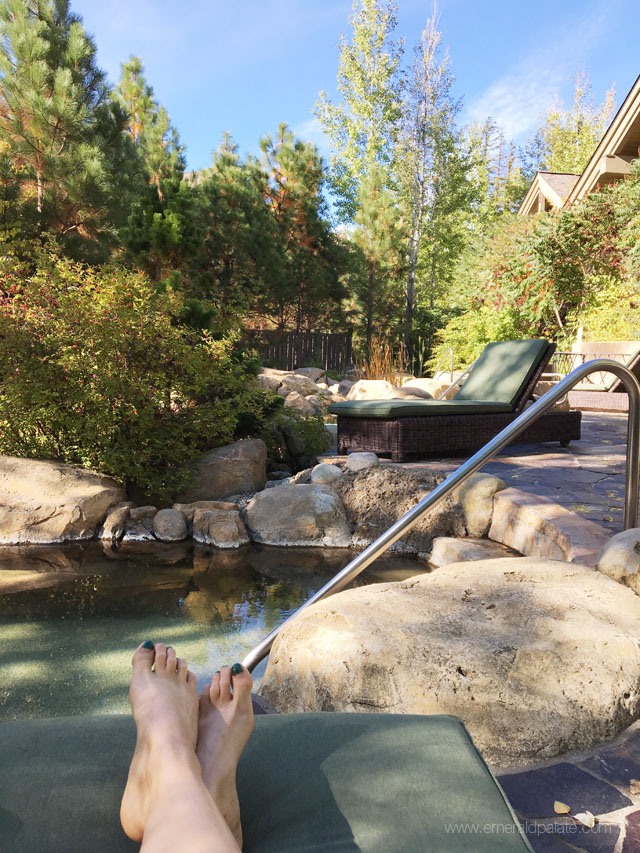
398,412,630,535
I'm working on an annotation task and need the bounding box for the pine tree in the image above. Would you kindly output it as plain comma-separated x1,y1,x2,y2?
260,123,347,331
116,56,193,280
0,0,136,258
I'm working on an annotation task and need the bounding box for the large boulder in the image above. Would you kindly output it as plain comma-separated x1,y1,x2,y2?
346,379,395,401
256,373,283,392
429,536,515,568
260,557,640,768
153,508,188,542
192,507,249,548
334,467,465,553
244,484,351,546
283,391,315,413
294,367,326,382
177,439,267,502
0,456,125,544
597,528,640,594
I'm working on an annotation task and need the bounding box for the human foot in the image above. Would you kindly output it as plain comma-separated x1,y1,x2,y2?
197,664,255,848
120,641,200,843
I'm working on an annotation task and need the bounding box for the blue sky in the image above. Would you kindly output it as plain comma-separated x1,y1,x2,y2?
73,0,640,172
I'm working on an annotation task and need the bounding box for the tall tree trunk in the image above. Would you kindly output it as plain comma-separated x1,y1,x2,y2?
367,259,376,355
427,245,437,352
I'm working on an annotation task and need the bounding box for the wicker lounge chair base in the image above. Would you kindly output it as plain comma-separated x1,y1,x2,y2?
337,409,582,462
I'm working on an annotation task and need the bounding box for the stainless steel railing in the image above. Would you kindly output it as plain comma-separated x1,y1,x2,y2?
242,359,640,672
432,347,454,384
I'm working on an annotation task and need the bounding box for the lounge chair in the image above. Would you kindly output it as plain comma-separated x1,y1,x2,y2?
329,339,582,462
566,346,640,412
0,710,533,852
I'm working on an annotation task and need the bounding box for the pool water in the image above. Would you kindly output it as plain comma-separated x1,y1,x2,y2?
0,541,423,721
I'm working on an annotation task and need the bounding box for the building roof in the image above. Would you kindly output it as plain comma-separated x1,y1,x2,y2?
519,73,640,215
518,171,580,216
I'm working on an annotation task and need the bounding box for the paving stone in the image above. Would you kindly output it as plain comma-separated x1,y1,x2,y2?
524,826,576,851
622,810,640,852
581,730,640,791
551,822,620,853
498,763,632,818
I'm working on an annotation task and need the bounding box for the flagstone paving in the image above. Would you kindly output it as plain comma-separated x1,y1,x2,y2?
392,412,632,534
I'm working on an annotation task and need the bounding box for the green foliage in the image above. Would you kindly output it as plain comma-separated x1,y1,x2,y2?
430,305,525,369
0,0,139,259
522,70,615,178
0,247,268,497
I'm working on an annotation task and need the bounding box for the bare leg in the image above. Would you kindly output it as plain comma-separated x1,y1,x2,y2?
197,664,255,848
120,642,240,853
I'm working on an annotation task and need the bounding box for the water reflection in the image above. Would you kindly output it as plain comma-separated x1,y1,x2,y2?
0,542,425,721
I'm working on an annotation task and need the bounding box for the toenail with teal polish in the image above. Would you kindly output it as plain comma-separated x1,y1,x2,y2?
231,663,243,675
142,640,155,650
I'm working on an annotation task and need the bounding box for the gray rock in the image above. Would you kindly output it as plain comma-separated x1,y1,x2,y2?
597,528,640,594
260,557,640,768
121,523,155,542
304,394,325,412
153,508,188,542
0,456,125,544
172,500,237,524
256,373,282,392
177,439,267,503
192,508,249,548
280,374,320,396
452,473,506,537
129,505,157,522
311,463,342,485
265,477,292,488
429,536,516,568
294,367,326,382
284,391,315,413
345,452,379,472
100,501,134,540
244,484,351,546
338,379,355,396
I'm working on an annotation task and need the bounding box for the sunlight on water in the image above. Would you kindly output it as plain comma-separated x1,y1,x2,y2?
0,542,421,721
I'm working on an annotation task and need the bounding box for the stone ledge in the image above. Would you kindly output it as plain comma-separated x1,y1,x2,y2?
489,487,610,566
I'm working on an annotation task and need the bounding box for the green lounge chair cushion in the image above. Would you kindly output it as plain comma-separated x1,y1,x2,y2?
0,712,532,853
453,339,549,405
328,399,514,418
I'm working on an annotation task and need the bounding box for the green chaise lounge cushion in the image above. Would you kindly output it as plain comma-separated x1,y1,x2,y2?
0,712,532,853
328,339,550,419
328,399,514,418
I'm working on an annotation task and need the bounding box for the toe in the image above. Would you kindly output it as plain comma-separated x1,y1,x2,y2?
131,641,155,672
219,666,232,702
176,657,188,681
166,646,177,671
208,671,221,703
231,664,253,699
154,643,168,671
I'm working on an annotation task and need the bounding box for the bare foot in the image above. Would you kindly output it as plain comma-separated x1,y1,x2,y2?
120,642,199,842
197,664,255,848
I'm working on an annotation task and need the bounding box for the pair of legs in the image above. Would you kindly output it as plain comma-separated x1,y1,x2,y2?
120,642,254,852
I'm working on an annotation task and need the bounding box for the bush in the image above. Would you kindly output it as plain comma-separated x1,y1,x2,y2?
429,306,526,370
0,248,268,497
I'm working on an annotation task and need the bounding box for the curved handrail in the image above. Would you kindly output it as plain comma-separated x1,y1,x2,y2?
432,347,454,383
436,356,477,400
242,359,640,672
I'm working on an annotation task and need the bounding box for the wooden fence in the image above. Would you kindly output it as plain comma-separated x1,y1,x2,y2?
244,330,352,373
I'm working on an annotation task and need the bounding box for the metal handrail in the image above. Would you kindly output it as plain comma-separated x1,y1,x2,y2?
432,347,454,383
242,359,640,672
436,356,477,400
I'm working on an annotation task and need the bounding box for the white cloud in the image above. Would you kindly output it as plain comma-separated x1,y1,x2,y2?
466,0,615,141
293,116,328,149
